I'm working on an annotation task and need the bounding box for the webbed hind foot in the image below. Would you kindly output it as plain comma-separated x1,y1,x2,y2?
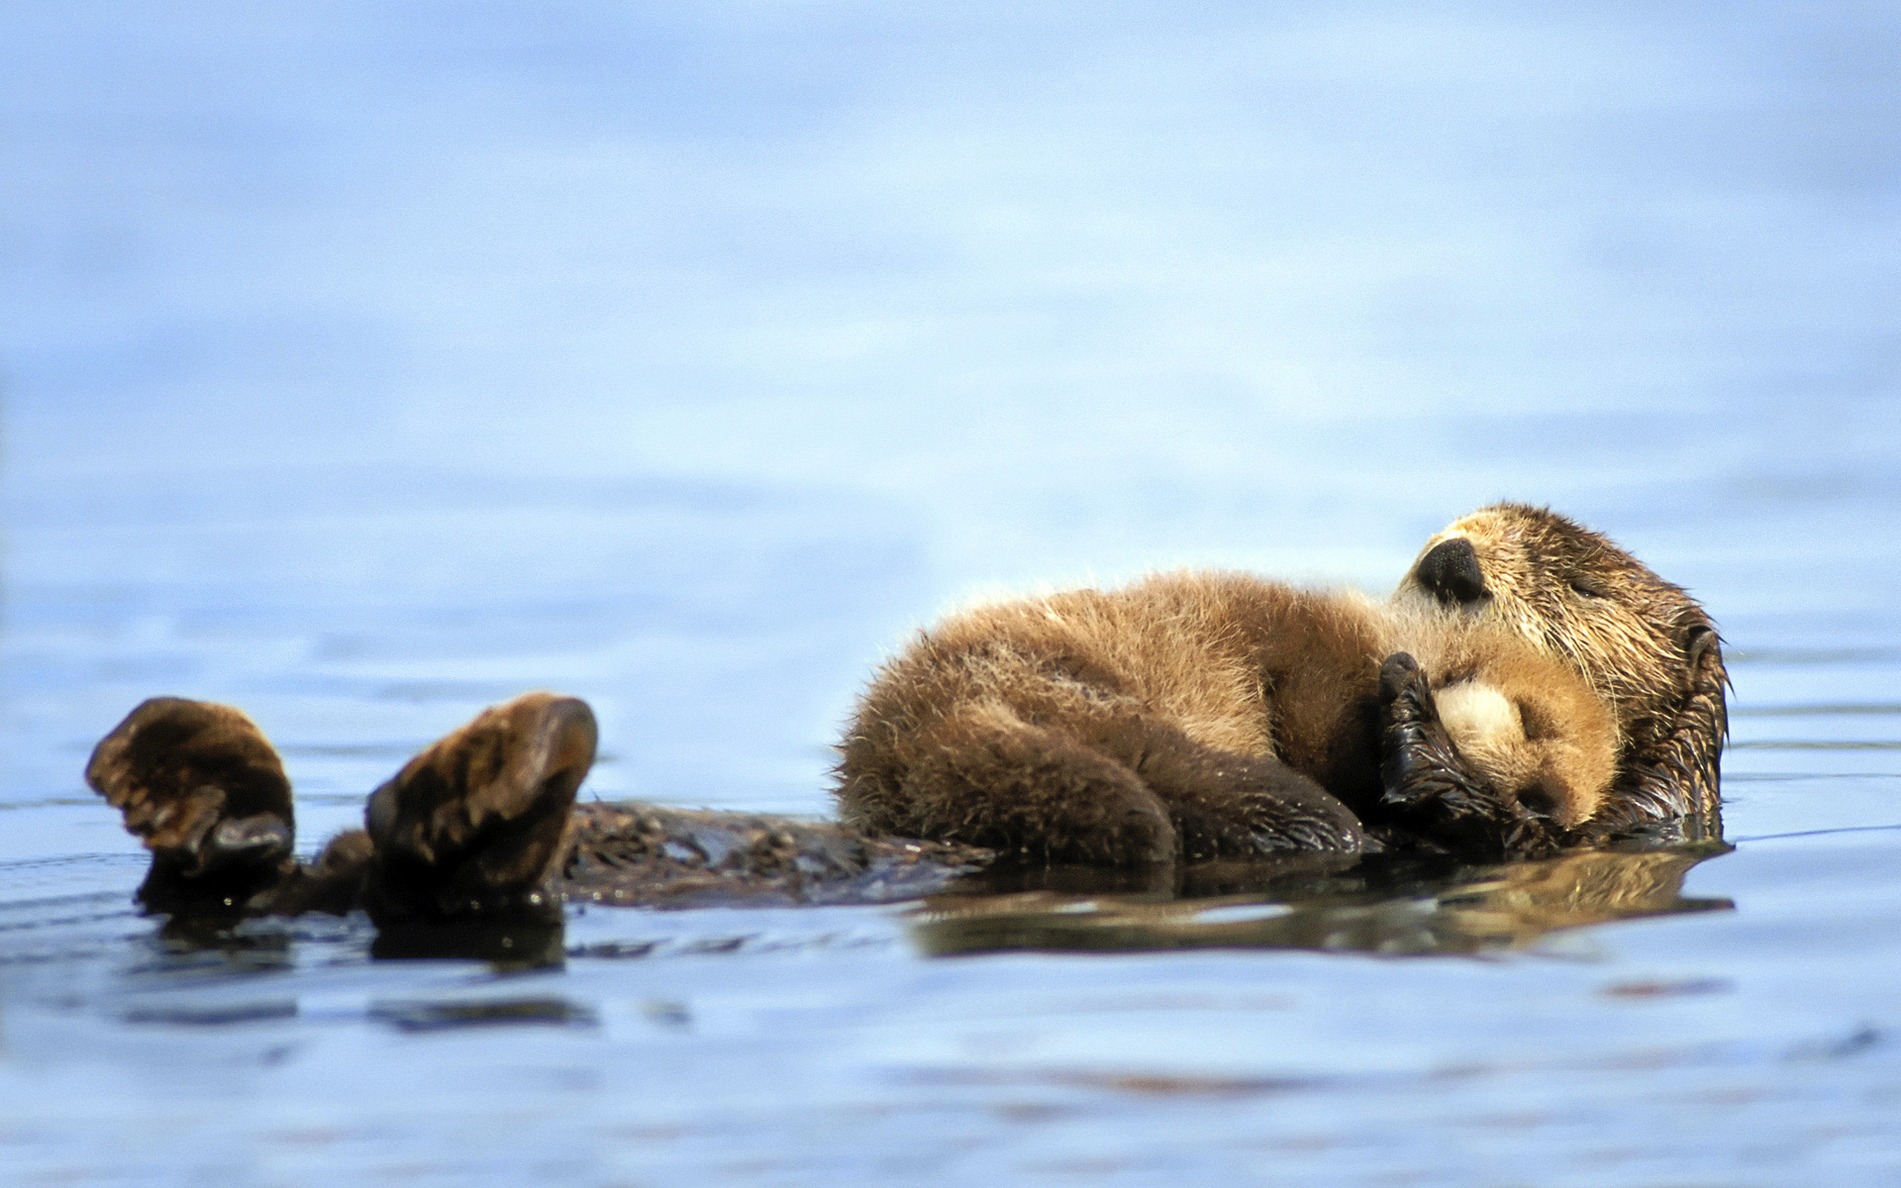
86,698,298,913
1131,725,1364,860
363,693,597,924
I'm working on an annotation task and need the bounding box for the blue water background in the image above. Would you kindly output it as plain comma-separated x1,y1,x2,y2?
2,4,1899,1183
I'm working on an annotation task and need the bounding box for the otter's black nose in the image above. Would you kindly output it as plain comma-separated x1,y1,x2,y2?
1415,538,1487,606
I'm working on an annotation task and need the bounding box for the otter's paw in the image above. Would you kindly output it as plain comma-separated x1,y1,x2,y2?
1378,655,1564,858
1134,728,1364,860
1378,654,1466,811
86,699,297,909
364,693,597,922
1377,654,1505,846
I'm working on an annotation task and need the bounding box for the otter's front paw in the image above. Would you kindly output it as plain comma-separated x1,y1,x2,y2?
1377,655,1564,859
1377,654,1507,850
1378,654,1465,811
86,698,297,910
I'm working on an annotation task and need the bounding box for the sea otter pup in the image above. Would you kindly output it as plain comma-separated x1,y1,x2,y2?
834,574,1620,865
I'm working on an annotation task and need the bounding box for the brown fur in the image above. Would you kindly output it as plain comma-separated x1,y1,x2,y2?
88,693,988,920
358,692,597,922
1395,504,1727,836
560,803,989,908
835,572,1619,865
86,505,1722,920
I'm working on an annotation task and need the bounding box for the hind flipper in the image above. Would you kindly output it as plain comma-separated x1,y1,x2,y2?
85,698,298,912
838,708,1177,866
1131,726,1364,860
363,693,597,923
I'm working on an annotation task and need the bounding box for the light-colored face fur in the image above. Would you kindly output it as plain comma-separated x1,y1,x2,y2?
1435,681,1536,777
1394,503,1722,759
1433,676,1615,827
1375,600,1622,827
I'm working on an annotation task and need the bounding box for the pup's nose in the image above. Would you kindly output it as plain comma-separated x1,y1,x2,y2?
1415,538,1487,606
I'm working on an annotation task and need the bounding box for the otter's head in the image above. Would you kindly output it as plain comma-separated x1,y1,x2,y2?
1395,504,1727,824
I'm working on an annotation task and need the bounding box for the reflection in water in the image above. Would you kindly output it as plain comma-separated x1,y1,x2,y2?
123,1001,299,1027
370,996,597,1033
145,913,297,973
913,846,1733,958
368,916,567,969
143,905,567,970
126,836,1728,967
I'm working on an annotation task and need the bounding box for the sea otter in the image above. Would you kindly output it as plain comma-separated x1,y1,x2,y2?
85,504,1724,921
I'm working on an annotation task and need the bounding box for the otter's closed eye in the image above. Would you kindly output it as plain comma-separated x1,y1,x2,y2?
1569,578,1608,599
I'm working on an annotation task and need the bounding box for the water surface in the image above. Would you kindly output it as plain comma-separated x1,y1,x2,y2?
3,4,1900,1183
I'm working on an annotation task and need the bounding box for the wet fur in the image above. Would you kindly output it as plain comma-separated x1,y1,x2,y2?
86,694,988,920
1395,504,1728,841
88,694,597,924
85,698,300,913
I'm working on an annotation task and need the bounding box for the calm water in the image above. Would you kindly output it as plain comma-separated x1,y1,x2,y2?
3,4,1900,1184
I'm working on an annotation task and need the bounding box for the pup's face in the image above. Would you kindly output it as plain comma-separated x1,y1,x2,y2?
1394,503,1722,732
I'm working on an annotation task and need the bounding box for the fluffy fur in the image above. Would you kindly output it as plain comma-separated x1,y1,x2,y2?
835,572,1620,865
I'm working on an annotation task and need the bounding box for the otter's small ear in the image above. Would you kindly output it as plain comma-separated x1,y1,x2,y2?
1684,624,1720,670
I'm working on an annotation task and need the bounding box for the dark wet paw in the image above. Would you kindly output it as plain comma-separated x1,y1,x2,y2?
1377,653,1459,812
365,693,597,922
1378,651,1425,704
1377,655,1545,859
86,699,297,896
